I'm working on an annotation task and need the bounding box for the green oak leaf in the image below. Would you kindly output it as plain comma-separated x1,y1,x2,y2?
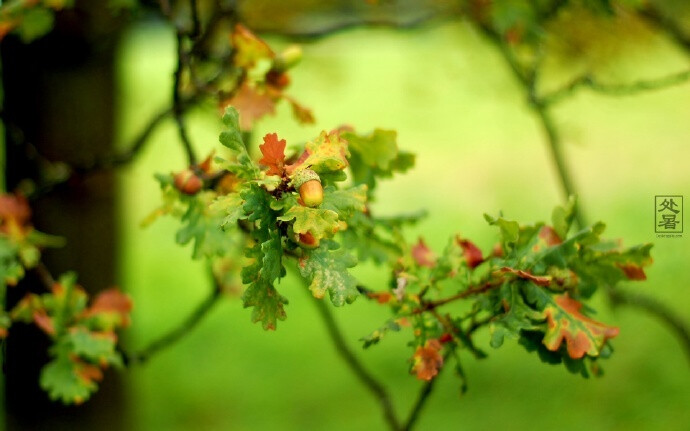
241,279,287,331
278,206,339,240
298,242,359,306
210,192,245,228
219,107,260,179
342,129,398,170
295,131,350,174
66,328,122,367
40,355,98,405
320,185,367,220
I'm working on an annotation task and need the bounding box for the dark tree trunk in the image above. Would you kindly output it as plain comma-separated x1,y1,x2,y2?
2,3,126,430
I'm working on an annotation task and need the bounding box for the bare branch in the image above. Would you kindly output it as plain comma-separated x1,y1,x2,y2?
312,296,402,431
609,289,690,365
124,273,222,365
173,33,198,166
541,70,690,105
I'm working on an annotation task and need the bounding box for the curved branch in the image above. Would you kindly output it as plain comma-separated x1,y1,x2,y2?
312,296,402,431
541,70,690,105
124,276,222,365
609,288,690,364
402,377,437,431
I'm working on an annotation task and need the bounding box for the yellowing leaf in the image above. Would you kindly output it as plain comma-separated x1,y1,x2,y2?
230,24,273,68
278,206,339,240
287,131,349,175
542,294,619,359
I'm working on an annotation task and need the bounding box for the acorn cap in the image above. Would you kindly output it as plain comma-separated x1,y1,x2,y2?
291,169,321,189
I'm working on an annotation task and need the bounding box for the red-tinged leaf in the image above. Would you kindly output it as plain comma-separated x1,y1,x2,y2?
230,24,273,68
439,333,453,344
412,238,436,268
539,226,562,246
74,360,104,385
258,133,287,176
0,193,31,228
222,84,276,131
285,150,311,176
411,339,444,381
367,291,392,304
33,311,55,336
616,263,647,281
285,96,315,125
499,267,552,286
457,237,483,269
0,327,7,338
83,288,133,328
197,150,216,174
542,294,620,359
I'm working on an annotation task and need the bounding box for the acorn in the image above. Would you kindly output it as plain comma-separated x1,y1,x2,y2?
292,169,323,208
297,232,320,249
272,45,302,72
174,169,203,195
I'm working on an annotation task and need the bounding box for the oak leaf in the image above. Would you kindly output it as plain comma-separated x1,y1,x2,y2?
542,294,619,359
411,339,444,381
258,133,287,176
412,238,436,268
457,237,483,269
223,84,276,131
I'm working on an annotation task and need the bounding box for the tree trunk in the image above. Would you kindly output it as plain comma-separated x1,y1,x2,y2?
2,3,126,430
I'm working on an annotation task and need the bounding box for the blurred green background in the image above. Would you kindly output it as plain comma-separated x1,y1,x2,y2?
115,19,689,431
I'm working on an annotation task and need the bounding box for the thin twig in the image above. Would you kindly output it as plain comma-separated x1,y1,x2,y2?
256,12,446,41
173,33,198,166
541,70,690,105
125,275,222,365
641,6,690,53
34,262,56,289
312,296,402,431
475,22,587,228
419,281,499,312
609,289,690,365
190,0,201,38
401,350,453,431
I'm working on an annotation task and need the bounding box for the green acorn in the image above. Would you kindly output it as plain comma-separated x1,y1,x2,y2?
292,169,323,208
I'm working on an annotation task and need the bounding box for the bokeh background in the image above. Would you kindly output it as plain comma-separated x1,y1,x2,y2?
114,16,690,431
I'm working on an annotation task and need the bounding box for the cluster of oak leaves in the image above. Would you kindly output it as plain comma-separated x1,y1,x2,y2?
0,23,654,406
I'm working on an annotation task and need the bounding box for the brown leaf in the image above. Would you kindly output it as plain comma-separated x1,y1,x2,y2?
538,226,562,246
0,193,31,230
499,267,552,286
616,263,647,281
412,238,436,268
83,288,133,327
33,311,55,335
457,237,483,269
367,291,393,304
223,84,276,131
230,24,273,68
286,97,315,125
411,339,444,381
258,133,287,176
